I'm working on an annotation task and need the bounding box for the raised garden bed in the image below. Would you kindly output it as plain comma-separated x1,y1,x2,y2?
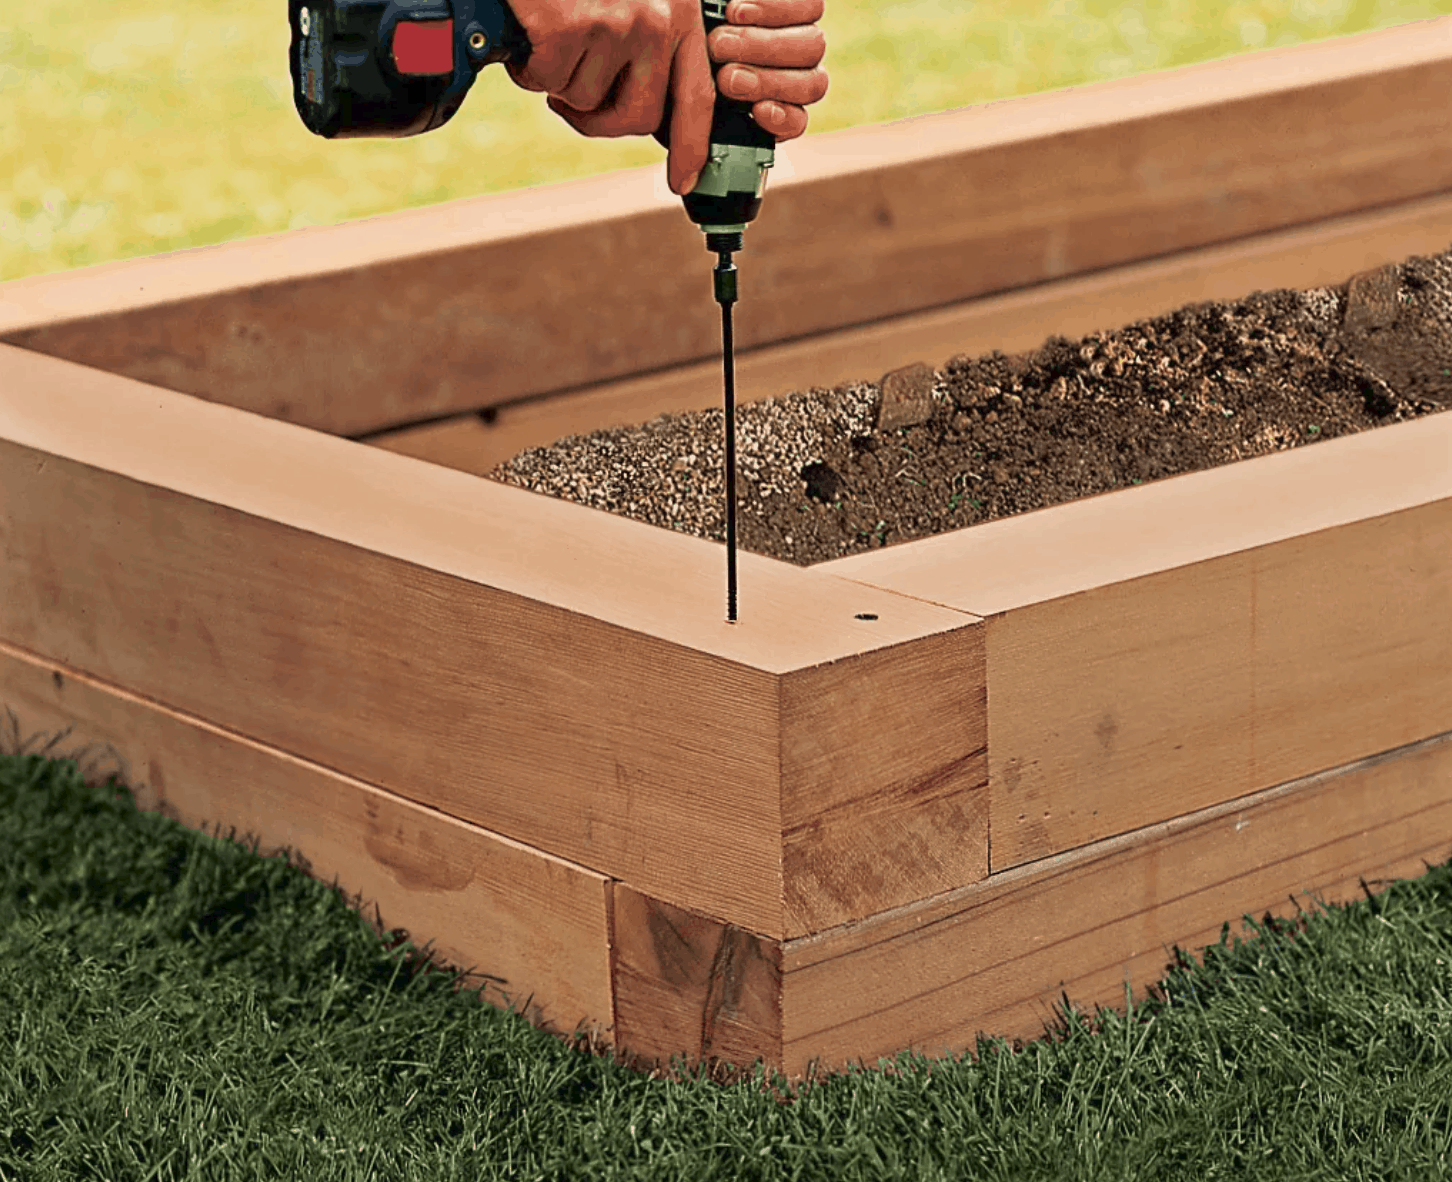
3,16,1451,1080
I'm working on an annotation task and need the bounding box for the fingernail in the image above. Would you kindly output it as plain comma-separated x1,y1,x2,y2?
763,101,785,125
680,170,700,195
730,66,760,98
734,2,760,20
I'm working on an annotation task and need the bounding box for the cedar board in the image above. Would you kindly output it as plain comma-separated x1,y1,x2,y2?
2,18,1451,1077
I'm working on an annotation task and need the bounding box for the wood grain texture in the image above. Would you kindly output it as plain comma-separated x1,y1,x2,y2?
987,556,1253,869
0,343,973,936
0,639,613,1035
991,500,1452,867
0,344,964,676
1246,504,1452,789
781,730,1452,1078
611,884,782,1072
365,190,1452,477
824,416,1452,871
0,436,781,933
3,19,1448,436
781,626,988,938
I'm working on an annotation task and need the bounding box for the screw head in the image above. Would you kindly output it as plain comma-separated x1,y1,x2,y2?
469,30,488,50
299,7,310,35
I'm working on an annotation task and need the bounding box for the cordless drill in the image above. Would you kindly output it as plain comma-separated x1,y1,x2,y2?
289,0,776,623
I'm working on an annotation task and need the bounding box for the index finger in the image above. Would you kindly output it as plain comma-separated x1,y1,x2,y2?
667,26,716,195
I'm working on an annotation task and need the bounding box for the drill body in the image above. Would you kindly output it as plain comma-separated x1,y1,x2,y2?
650,1,775,238
289,0,774,239
290,0,769,619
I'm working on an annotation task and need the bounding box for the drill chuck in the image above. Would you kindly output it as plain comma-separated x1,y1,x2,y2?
712,251,738,306
708,232,741,305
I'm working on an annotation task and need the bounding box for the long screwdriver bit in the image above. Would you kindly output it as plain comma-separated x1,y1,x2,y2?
710,238,740,623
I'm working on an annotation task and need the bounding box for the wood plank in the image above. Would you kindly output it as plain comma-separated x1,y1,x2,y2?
610,883,782,1073
0,638,613,1035
3,18,1448,437
821,414,1452,871
364,190,1452,478
781,730,1452,1078
986,551,1251,869
819,410,1452,617
0,343,973,937
781,626,988,938
990,501,1452,870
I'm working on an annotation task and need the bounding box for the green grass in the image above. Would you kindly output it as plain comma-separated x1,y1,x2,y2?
4,737,1452,1179
9,2,1452,1174
5,0,1452,283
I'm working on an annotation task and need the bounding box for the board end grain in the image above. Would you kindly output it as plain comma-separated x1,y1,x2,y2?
781,623,989,937
611,883,783,1075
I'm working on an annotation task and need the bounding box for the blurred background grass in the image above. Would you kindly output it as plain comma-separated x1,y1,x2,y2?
4,0,1451,282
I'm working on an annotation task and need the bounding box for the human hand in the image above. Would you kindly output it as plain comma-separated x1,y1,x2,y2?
505,0,827,195
505,0,713,195
705,0,828,144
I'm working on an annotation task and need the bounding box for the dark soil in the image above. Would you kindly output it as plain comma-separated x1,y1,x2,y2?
488,246,1452,567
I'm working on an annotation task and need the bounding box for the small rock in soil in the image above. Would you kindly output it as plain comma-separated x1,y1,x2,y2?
488,244,1452,567
876,361,938,433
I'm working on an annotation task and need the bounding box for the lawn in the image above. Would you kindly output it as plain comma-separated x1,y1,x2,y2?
5,0,1452,282
3,740,1451,1179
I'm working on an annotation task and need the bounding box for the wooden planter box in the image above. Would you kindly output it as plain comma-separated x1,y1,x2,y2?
3,17,1451,1078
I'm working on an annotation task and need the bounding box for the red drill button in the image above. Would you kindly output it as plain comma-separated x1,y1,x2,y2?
392,19,454,76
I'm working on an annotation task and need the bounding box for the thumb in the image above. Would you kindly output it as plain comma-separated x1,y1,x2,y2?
667,27,715,195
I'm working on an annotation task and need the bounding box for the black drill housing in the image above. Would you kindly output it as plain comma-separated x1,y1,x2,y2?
289,0,530,138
